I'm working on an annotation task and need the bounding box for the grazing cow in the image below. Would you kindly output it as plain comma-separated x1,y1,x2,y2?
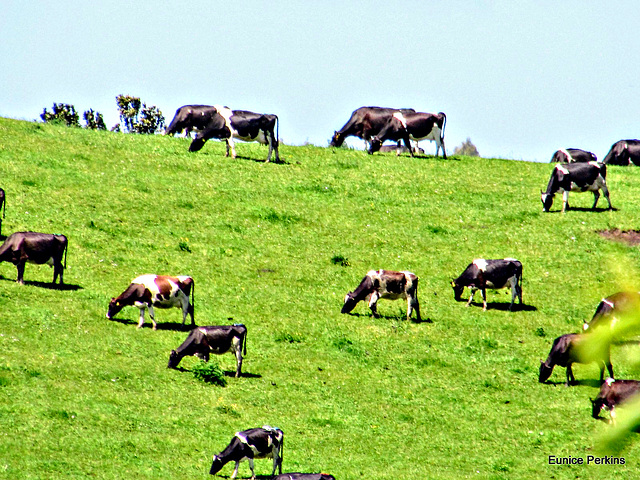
189,106,280,162
0,188,5,237
272,474,335,480
209,426,283,480
369,111,447,158
591,378,640,424
550,148,597,163
341,269,422,322
330,106,415,149
168,324,247,376
106,274,194,330
602,139,640,166
451,258,522,311
540,162,612,213
165,104,219,137
0,231,67,285
583,291,640,331
539,333,614,386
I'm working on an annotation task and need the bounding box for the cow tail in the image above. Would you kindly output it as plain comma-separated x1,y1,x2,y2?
243,326,247,356
64,237,68,270
275,115,280,149
439,112,447,143
2,192,5,219
191,278,195,315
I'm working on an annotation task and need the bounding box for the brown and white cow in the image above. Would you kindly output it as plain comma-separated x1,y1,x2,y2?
106,274,194,330
540,162,612,213
165,104,219,138
451,258,523,311
583,291,640,331
539,333,614,386
209,426,284,480
591,378,640,424
368,111,447,158
330,106,415,150
0,231,67,285
549,148,597,164
341,269,422,321
189,105,280,162
168,324,247,376
602,139,640,166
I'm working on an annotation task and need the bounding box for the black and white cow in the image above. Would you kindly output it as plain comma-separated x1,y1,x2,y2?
168,324,247,376
106,274,195,330
583,291,640,331
540,162,612,213
165,104,219,137
341,269,422,322
451,258,522,311
602,139,640,166
591,378,640,424
209,426,283,480
550,148,597,163
0,231,67,285
0,188,5,237
330,106,415,149
368,111,447,158
539,333,614,386
189,106,280,162
272,474,335,480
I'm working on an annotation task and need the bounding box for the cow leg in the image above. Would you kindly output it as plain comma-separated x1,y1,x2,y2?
408,296,422,322
233,337,243,377
591,190,600,210
248,458,255,480
439,136,447,159
562,191,569,213
508,278,518,311
403,135,413,157
137,307,146,329
565,364,575,386
606,360,614,379
15,262,26,285
230,460,241,480
481,289,488,311
265,129,274,163
53,259,64,285
227,136,237,158
368,292,381,318
466,288,476,307
272,446,281,475
601,185,613,210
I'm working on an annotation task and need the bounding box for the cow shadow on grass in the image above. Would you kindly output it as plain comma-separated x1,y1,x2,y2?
234,155,288,165
0,275,82,291
170,366,262,379
107,317,196,332
345,312,433,323
543,378,602,388
462,301,537,312
548,206,618,213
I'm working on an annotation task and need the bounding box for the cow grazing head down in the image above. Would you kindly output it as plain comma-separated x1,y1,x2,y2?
450,280,465,301
106,297,125,320
341,292,360,314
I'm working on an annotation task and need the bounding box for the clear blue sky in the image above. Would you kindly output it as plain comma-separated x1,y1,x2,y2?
2,1,638,162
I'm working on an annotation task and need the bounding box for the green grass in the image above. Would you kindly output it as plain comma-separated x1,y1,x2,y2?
2,117,640,479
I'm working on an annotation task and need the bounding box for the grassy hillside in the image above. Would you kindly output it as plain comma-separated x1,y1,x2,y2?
1,117,640,479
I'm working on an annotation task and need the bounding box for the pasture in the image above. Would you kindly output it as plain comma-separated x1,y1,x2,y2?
1,117,640,479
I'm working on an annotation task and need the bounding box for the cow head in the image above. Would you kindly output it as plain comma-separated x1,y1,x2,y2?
341,293,359,314
368,137,382,154
330,131,343,147
541,191,554,212
106,298,124,320
209,455,224,475
590,397,605,419
450,281,464,301
538,360,553,383
167,350,180,369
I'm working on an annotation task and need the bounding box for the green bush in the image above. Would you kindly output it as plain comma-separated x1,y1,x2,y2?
192,361,227,387
40,103,80,127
